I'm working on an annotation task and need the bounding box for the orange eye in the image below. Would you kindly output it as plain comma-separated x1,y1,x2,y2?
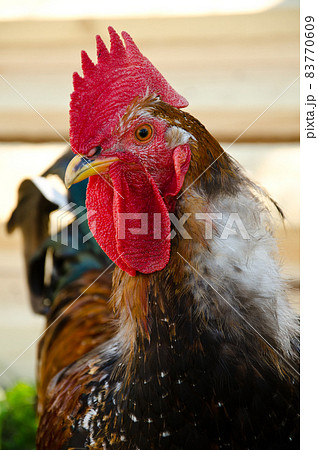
134,124,153,143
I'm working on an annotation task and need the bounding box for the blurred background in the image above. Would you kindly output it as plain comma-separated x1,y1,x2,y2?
0,0,299,387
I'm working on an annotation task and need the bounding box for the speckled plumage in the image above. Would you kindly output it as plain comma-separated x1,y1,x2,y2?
37,260,299,449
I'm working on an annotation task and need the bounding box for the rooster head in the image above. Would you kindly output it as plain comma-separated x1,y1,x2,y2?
65,28,193,276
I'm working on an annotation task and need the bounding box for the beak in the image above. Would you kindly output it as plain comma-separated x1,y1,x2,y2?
64,154,119,189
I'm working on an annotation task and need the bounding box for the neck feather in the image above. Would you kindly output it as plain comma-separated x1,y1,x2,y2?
109,117,298,380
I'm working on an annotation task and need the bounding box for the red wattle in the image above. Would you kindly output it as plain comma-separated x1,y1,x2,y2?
86,174,134,275
86,162,171,276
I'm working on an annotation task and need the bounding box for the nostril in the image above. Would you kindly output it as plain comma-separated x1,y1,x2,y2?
87,146,102,158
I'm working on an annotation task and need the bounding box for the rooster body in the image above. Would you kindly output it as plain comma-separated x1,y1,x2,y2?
9,28,299,449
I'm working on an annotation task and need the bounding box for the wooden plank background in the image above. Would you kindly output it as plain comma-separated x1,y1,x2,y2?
0,8,299,142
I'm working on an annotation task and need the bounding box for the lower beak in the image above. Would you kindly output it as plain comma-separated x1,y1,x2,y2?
65,154,119,189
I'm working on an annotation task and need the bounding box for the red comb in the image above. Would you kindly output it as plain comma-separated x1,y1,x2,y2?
70,27,188,154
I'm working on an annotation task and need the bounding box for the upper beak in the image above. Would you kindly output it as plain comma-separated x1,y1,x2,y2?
64,154,119,189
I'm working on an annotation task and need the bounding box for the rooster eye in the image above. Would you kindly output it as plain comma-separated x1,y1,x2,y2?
135,124,153,143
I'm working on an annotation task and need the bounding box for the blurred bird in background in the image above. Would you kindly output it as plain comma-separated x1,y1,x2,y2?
8,27,299,449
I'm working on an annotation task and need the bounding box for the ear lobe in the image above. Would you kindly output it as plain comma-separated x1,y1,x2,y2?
165,145,191,199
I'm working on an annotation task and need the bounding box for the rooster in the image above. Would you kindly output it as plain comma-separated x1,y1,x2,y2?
9,27,299,449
